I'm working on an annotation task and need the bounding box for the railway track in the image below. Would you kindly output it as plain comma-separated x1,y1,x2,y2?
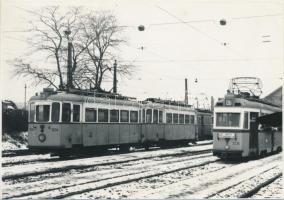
3,146,212,181
3,152,219,199
2,141,213,167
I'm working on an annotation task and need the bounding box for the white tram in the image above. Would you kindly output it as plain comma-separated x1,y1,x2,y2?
28,89,207,155
213,93,282,158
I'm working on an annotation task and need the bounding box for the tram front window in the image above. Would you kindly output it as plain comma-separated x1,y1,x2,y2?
36,105,50,122
216,113,240,127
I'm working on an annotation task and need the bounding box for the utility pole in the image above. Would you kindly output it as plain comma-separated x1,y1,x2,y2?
113,60,117,93
184,78,188,104
64,27,73,90
24,84,27,110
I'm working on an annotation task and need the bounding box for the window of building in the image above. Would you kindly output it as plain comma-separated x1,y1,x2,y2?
173,113,179,123
62,103,71,122
159,111,163,123
73,104,80,122
36,105,50,122
179,114,184,124
166,113,172,123
130,111,138,122
85,108,97,122
110,109,119,122
120,110,129,122
51,102,60,122
153,109,158,123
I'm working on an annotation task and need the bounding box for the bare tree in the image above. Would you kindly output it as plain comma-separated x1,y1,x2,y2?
12,6,135,92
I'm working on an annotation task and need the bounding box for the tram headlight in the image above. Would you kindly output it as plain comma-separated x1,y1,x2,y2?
38,134,46,142
225,145,229,150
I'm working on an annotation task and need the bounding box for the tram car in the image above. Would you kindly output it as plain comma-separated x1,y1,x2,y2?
212,92,282,159
196,109,213,140
28,88,211,155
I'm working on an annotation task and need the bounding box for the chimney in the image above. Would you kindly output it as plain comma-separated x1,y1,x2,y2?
211,96,214,111
185,78,188,104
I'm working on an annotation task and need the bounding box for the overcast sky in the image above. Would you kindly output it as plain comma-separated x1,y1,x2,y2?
1,0,283,108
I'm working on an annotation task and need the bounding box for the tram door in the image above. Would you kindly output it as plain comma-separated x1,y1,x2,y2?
249,112,259,154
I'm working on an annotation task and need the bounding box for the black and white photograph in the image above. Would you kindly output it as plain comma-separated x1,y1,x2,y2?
1,0,283,199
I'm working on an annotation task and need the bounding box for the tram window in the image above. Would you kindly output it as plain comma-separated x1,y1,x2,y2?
120,110,129,122
110,110,119,122
173,113,179,124
146,109,152,123
243,112,248,129
153,109,158,123
159,111,163,123
73,105,80,122
179,114,185,124
98,109,109,122
185,115,190,124
130,111,138,123
29,103,35,122
139,110,141,122
216,113,240,127
166,113,172,123
36,105,50,122
51,102,60,122
142,109,146,123
190,115,195,124
85,108,97,122
62,103,71,122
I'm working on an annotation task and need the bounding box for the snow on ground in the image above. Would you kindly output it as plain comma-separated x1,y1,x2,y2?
2,144,212,179
2,132,28,151
252,176,283,199
126,154,281,199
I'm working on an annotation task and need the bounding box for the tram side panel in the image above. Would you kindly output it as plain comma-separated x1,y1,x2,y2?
28,123,63,148
273,130,282,151
258,130,273,154
61,124,82,148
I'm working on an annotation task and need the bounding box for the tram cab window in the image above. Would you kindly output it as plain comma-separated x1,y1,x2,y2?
73,105,80,122
159,111,163,123
130,111,138,123
85,108,97,122
29,103,35,122
146,109,152,123
243,112,248,129
36,105,50,122
173,114,179,124
185,115,190,124
62,103,71,122
153,109,158,123
190,115,195,124
110,110,119,122
216,113,240,127
98,109,109,122
179,114,185,124
51,102,60,122
121,110,129,122
166,113,172,123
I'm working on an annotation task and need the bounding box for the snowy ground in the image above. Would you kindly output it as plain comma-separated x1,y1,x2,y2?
2,132,28,151
2,141,283,199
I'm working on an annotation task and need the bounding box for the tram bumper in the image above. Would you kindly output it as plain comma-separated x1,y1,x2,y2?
213,150,243,159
